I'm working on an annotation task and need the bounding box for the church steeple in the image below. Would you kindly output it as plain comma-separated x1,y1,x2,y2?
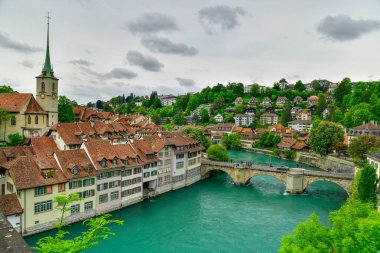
37,12,57,80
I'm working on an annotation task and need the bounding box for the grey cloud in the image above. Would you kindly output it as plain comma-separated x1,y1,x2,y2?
105,68,138,79
126,50,164,72
317,14,380,41
80,66,137,80
176,77,196,87
0,32,43,53
69,59,93,67
125,13,179,35
141,37,198,56
19,60,34,68
198,5,245,34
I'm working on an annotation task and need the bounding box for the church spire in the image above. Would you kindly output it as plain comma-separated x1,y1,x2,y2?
40,12,56,78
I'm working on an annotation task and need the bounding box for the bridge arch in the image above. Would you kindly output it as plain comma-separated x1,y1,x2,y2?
202,166,238,184
245,173,287,187
303,179,350,195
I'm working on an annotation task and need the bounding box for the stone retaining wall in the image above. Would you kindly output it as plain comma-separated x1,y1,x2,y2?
296,152,355,174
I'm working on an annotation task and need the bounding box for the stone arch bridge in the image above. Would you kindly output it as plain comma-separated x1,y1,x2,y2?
201,159,354,194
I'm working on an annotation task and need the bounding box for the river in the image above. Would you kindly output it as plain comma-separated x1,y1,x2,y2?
26,151,347,253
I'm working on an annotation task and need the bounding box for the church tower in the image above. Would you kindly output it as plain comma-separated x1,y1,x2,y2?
36,13,58,127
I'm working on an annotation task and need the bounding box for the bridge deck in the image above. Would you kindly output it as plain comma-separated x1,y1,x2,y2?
201,159,354,180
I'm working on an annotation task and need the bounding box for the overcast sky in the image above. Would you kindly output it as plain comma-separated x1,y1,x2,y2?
1,0,380,104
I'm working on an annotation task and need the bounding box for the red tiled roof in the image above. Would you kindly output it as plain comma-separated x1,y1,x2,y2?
0,146,35,165
25,96,46,114
50,123,82,145
0,93,32,112
351,123,380,131
1,155,66,190
31,136,59,156
0,194,23,215
55,149,97,179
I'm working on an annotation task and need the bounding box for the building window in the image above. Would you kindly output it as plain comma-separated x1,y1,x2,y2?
52,83,55,92
35,116,38,124
71,204,80,214
176,161,184,169
58,183,65,192
6,182,13,193
143,172,150,178
84,201,93,211
41,82,45,92
100,159,107,168
151,170,157,176
123,169,132,177
109,180,120,189
34,186,46,196
82,178,95,187
110,191,119,200
11,116,16,126
176,154,185,159
34,200,52,214
97,183,108,191
28,115,31,124
82,190,95,198
99,194,108,204
134,167,141,174
69,180,82,189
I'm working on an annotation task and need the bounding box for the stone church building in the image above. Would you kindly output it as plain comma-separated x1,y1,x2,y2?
0,20,58,143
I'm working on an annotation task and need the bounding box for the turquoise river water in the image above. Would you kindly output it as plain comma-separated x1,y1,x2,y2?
26,150,348,253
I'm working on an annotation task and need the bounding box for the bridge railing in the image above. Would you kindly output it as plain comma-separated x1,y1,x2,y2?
201,159,354,179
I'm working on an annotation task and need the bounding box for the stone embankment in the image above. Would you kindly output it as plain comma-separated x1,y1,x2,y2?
295,152,355,174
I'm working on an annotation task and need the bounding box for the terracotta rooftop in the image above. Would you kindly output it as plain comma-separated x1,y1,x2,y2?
0,146,35,165
351,123,380,131
0,93,32,113
55,149,97,179
1,155,66,190
0,194,23,216
31,136,59,156
25,96,46,114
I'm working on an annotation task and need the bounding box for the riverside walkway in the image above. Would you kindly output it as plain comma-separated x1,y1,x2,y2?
201,159,354,194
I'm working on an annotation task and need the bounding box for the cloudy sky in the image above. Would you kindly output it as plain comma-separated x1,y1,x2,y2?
1,0,380,104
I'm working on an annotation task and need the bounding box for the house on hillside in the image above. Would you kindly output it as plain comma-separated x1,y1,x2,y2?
233,97,244,105
347,122,380,144
260,113,278,125
261,97,271,106
276,97,288,107
234,114,254,126
293,96,303,104
307,96,320,106
215,114,223,122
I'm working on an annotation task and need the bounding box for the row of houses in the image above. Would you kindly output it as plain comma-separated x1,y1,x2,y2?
0,132,203,235
233,95,331,108
244,81,339,94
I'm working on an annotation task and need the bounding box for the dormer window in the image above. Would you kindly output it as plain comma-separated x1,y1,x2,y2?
85,164,91,172
112,158,117,165
72,166,79,175
125,158,129,165
100,159,107,168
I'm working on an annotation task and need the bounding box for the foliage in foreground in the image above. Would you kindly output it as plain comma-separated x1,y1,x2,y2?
279,199,380,253
7,133,23,146
206,144,229,162
34,193,123,253
350,164,379,208
221,132,242,150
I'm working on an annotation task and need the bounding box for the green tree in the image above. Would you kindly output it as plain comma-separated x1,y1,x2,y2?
0,108,11,142
281,102,292,125
279,213,331,253
173,112,186,125
284,149,296,160
7,133,23,146
234,104,247,114
329,199,380,252
309,121,344,156
58,96,75,123
334,77,352,105
182,126,211,149
350,164,378,208
199,108,210,123
294,80,305,92
348,134,380,162
0,85,15,93
249,84,261,97
34,193,123,253
221,133,242,150
280,199,380,253
315,94,327,116
342,103,375,128
206,144,229,162
311,80,320,92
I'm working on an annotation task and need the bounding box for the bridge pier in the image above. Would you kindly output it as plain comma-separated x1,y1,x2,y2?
286,169,305,194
